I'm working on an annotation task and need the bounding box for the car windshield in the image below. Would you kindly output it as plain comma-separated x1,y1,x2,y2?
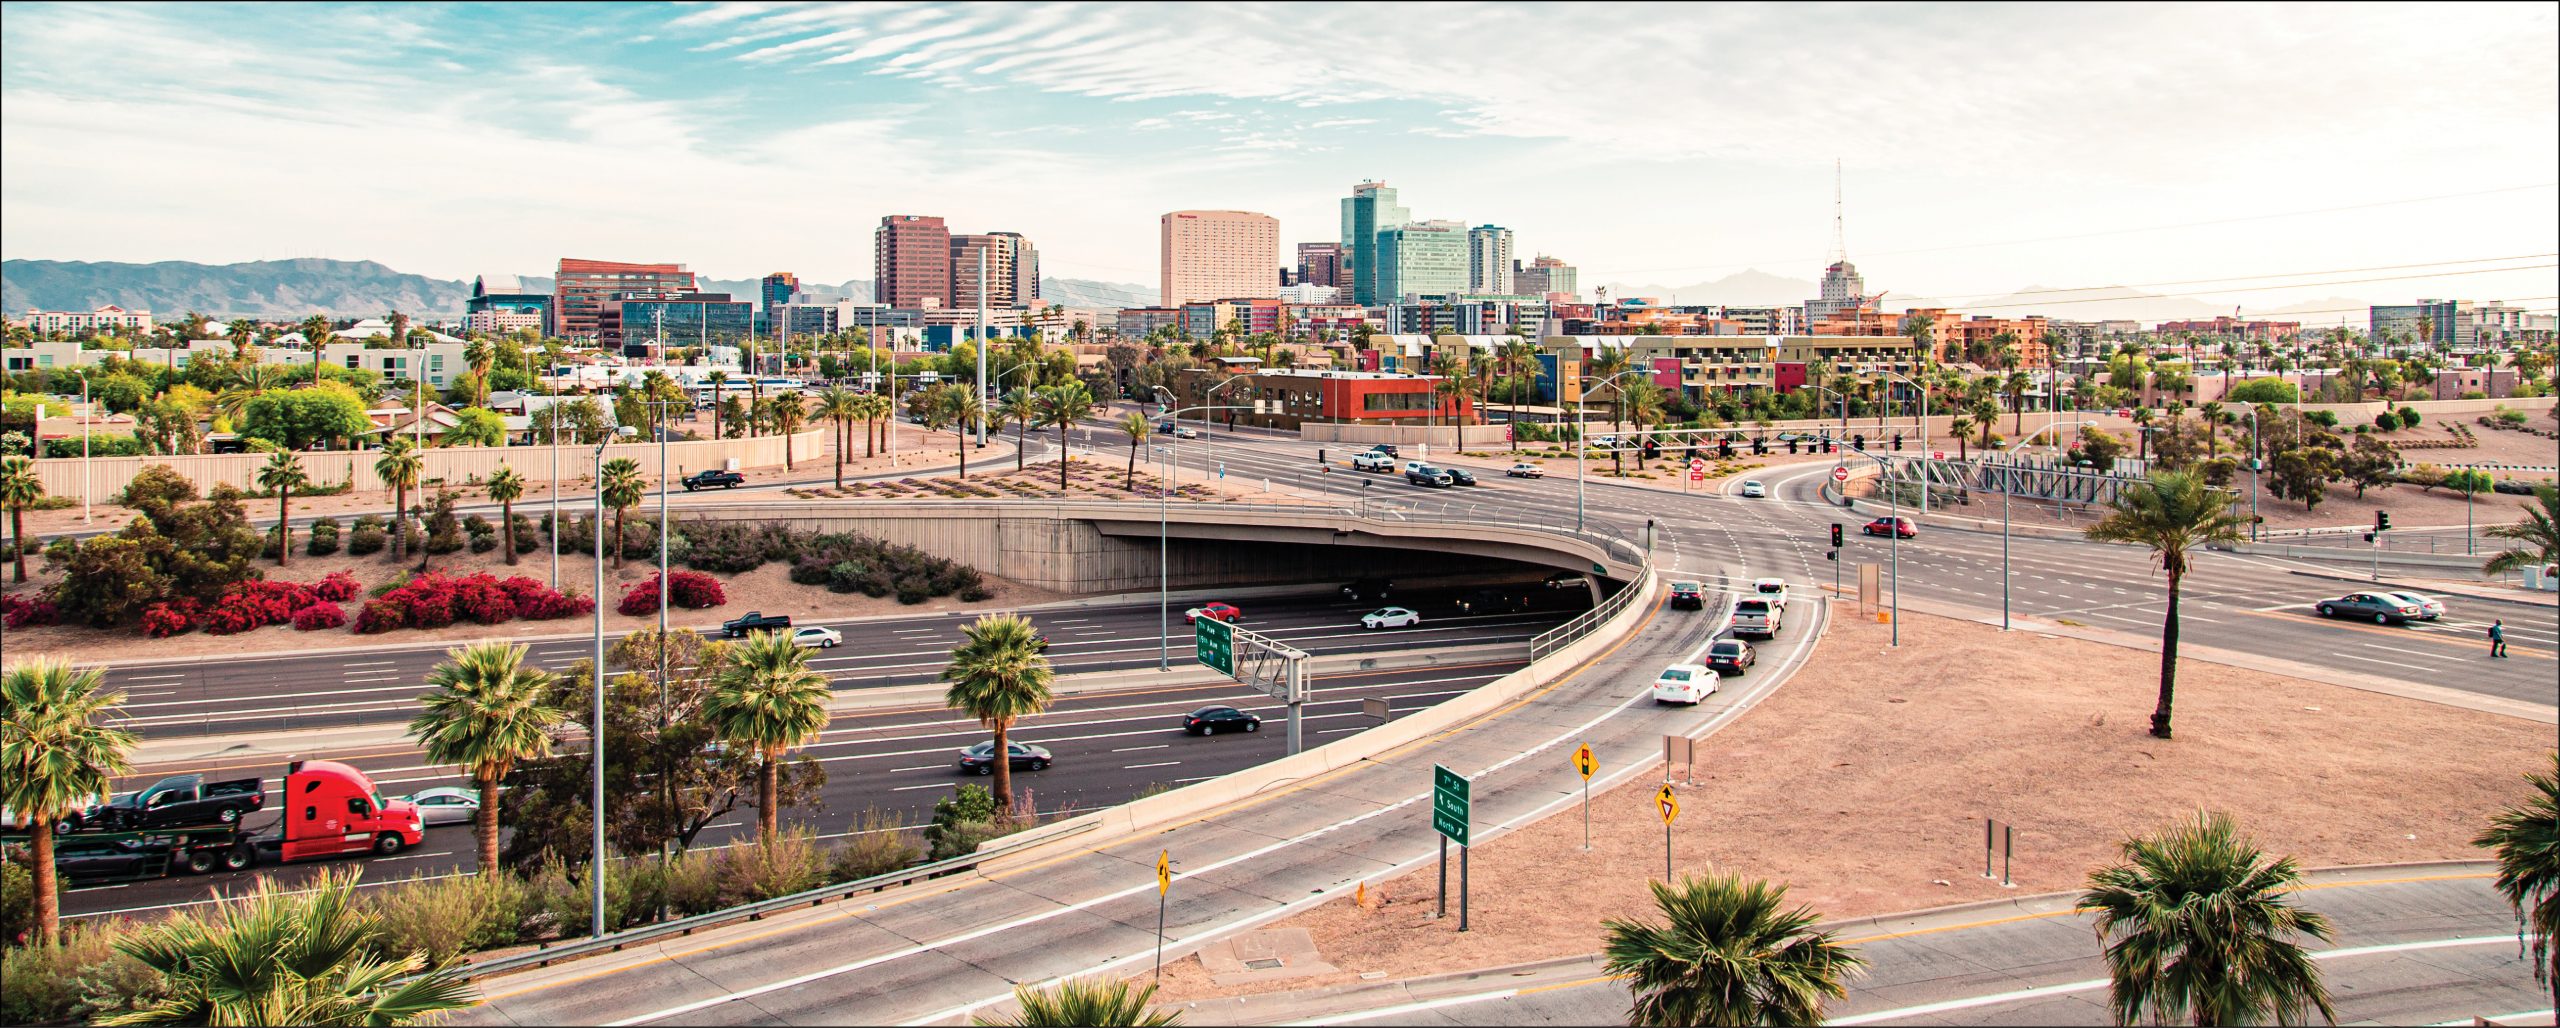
1757,583,1782,594
1661,669,1691,681
965,743,994,755
1711,642,1744,655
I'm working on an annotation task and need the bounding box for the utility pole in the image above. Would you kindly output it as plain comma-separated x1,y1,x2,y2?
975,248,989,447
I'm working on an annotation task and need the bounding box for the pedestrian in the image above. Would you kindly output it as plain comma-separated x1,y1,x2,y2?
2488,619,2507,658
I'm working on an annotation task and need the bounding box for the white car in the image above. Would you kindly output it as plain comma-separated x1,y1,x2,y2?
790,626,843,649
1352,451,1395,472
1750,578,1790,609
2381,591,2444,620
1507,462,1544,478
1739,480,1766,498
1362,607,1422,629
1652,664,1717,705
402,787,482,827
1172,426,1199,439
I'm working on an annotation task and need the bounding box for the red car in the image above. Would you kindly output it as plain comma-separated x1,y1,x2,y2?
1862,516,1917,539
1184,602,1242,625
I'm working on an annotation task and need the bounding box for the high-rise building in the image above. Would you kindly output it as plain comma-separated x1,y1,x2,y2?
991,231,1039,305
1467,226,1514,294
555,259,696,341
950,234,1025,310
1339,182,1410,306
1160,209,1280,307
1296,243,1342,287
875,215,952,310
761,273,799,325
1373,220,1471,303
2369,299,2478,350
1804,260,1872,320
1514,255,1579,302
467,275,554,336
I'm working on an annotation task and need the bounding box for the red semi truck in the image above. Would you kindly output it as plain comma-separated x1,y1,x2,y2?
3,759,425,884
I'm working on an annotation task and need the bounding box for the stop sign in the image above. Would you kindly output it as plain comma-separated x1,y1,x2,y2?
1931,450,1945,461
1831,466,1851,483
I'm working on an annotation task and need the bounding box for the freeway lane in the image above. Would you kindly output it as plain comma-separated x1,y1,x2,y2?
94,584,1587,737
65,660,1524,920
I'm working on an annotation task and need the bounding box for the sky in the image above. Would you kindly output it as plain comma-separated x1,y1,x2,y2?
3,1,2557,318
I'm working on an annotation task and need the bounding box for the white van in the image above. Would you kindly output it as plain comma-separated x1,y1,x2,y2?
1732,598,1782,639
1652,664,1717,705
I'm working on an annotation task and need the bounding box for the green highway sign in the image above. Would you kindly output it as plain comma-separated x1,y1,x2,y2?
1432,764,1470,845
1194,616,1234,676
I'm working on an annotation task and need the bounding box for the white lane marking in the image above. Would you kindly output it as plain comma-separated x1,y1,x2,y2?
342,660,399,668
1111,745,1169,753
890,782,955,792
887,765,942,773
118,673,188,682
2436,1012,2557,1027
2334,651,2433,671
1123,761,1182,770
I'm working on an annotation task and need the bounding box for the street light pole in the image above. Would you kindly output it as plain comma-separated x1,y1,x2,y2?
1850,446,1900,646
1575,368,1650,533
975,250,989,447
589,430,612,940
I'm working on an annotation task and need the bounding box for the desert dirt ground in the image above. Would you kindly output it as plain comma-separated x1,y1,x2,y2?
1148,608,2556,1002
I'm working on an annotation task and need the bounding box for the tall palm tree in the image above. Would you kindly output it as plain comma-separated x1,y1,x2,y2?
1497,337,1540,452
463,338,494,407
486,464,525,566
1622,382,1666,471
705,630,833,844
1118,411,1152,490
0,455,42,583
1000,390,1040,472
0,659,134,944
941,613,1055,814
600,456,644,570
374,436,423,562
858,392,891,459
814,386,861,488
2085,471,2252,739
1035,383,1094,493
1970,395,2000,451
770,392,808,470
408,642,561,873
2482,484,2560,576
976,978,1183,1027
255,451,309,566
1601,873,1865,1027
940,386,986,480
98,869,475,1026
706,370,731,442
2475,752,2560,1008
2081,812,2336,1027
1948,415,1974,461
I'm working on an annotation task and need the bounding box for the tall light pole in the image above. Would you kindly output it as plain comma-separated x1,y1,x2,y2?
591,423,634,939
1869,368,1927,515
78,370,92,524
1848,444,1900,646
975,249,989,447
1150,399,1250,663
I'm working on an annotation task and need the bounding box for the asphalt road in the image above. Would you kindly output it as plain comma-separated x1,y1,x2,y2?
64,658,1526,920
95,584,1583,737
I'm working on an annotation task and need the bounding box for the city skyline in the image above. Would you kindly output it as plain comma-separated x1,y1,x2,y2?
2,2,2555,313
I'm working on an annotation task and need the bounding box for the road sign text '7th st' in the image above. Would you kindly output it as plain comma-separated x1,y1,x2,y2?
1432,764,1471,846
1193,616,1233,676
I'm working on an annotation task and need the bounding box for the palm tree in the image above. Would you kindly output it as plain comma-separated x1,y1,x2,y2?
464,338,494,407
1601,873,1865,1027
408,642,561,873
976,978,1182,1027
98,869,475,1026
2081,812,2336,1026
2198,401,2224,456
2085,471,2252,739
374,436,423,562
940,386,986,480
1001,389,1040,472
1970,395,1999,451
255,451,309,566
1948,415,1973,461
1497,337,1540,452
705,630,833,844
1118,411,1152,490
706,370,731,441
858,392,891,459
814,386,861,488
2475,752,2560,1008
941,613,1056,814
2482,484,2560,576
486,464,525,566
770,392,808,470
1623,382,1666,471
1035,383,1095,493
0,455,42,583
0,659,134,944
600,456,644,570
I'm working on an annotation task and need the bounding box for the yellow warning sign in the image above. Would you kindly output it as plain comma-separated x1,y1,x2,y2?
1656,784,1679,825
1156,850,1171,895
1572,743,1597,780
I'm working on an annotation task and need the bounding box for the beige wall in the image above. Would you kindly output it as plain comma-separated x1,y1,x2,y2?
32,430,825,504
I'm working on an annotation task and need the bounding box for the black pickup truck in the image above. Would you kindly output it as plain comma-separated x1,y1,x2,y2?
76,774,265,831
683,469,746,491
722,611,792,637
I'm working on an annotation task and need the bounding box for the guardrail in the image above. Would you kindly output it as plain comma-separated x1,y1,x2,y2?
1530,570,1652,662
457,820,1095,982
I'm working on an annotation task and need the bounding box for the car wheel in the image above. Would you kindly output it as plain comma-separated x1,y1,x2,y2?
1244,721,1260,732
1029,760,1049,771
374,833,404,856
973,764,993,776
2317,605,2334,617
218,808,240,824
2374,613,2389,624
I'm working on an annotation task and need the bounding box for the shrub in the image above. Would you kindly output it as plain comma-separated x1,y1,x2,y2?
361,871,529,964
2372,411,2398,431
291,603,347,630
2,593,60,628
2305,409,2339,427
0,923,164,1025
959,584,994,603
616,571,727,615
306,517,342,556
2399,407,2423,429
358,572,586,632
347,525,386,556
894,575,930,605
715,829,828,907
352,512,386,531
355,597,409,634
830,810,925,882
511,514,542,553
141,601,194,637
314,570,361,602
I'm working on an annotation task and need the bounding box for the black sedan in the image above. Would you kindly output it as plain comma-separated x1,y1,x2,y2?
1704,639,1756,676
2314,592,2421,625
1183,706,1262,736
1444,467,1478,487
957,741,1053,775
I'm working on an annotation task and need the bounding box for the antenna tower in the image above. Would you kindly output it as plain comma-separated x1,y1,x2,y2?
1830,158,1847,264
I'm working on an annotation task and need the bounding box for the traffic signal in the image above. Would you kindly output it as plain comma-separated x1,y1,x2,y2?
2374,510,2390,532
1829,523,1844,548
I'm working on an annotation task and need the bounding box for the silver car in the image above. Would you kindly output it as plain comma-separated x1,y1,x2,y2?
2381,591,2444,620
402,787,482,826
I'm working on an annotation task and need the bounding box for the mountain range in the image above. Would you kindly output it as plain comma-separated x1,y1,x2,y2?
1602,267,2368,324
1,258,1155,319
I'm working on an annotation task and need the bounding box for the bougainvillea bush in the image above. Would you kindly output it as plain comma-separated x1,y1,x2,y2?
615,571,728,615
356,573,590,634
291,603,347,631
1,593,60,628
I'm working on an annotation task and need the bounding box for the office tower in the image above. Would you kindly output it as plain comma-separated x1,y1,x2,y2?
1516,255,1580,301
875,215,952,309
1339,181,1409,305
1296,242,1342,287
1467,225,1514,294
554,259,696,340
1160,209,1280,307
761,272,799,332
950,234,1025,309
991,231,1039,305
1373,220,1470,302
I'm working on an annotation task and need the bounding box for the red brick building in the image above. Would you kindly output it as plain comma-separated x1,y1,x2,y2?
874,215,952,310
1171,368,1471,430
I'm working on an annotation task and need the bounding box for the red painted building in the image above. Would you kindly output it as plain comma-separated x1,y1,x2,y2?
1173,368,1470,430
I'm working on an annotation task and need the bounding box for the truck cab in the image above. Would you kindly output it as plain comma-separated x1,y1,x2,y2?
274,760,422,862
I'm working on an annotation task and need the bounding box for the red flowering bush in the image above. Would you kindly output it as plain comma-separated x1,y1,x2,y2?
616,571,727,616
291,603,347,631
455,579,517,625
141,601,196,638
355,597,410,634
313,571,361,603
357,573,588,632
2,594,61,628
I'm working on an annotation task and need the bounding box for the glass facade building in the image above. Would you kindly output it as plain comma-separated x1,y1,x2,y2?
1373,221,1470,303
1339,182,1409,306
604,292,755,358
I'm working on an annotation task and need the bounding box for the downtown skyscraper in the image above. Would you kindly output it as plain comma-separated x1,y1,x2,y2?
1339,181,1409,306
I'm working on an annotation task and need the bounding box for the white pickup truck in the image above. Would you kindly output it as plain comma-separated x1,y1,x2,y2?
1351,450,1395,472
